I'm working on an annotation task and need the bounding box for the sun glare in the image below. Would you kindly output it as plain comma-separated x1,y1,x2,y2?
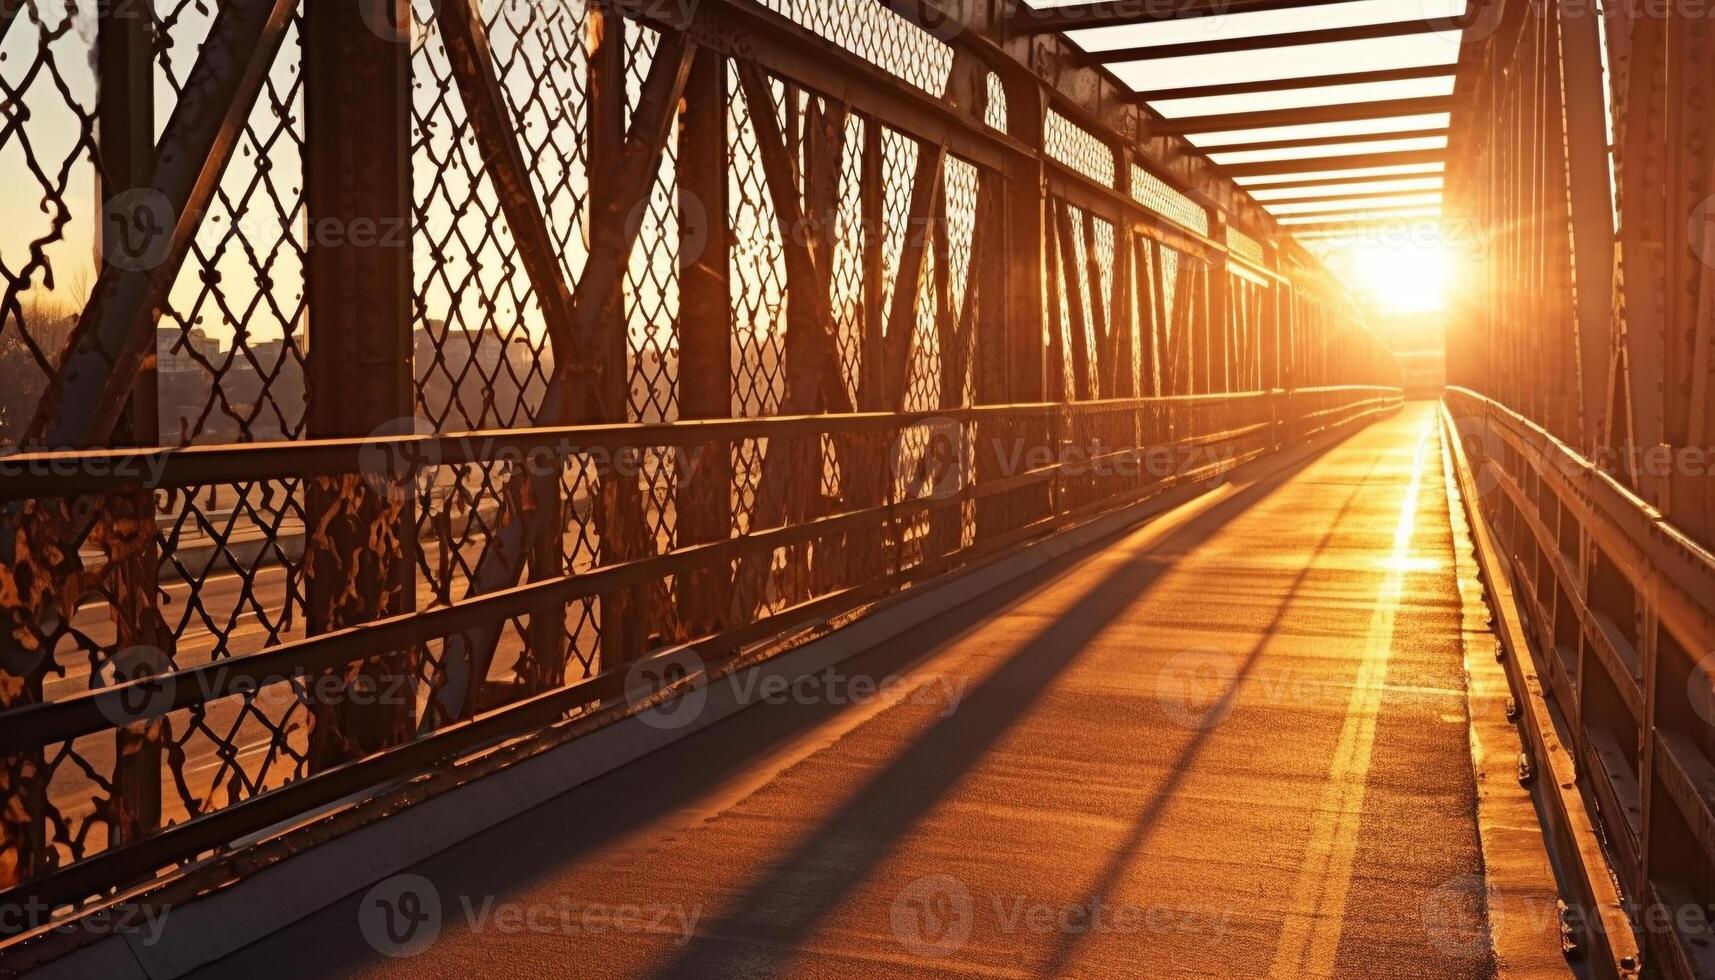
1306,238,1458,313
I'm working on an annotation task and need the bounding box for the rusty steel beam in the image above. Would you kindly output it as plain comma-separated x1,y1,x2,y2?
95,0,164,854
1054,201,1096,400
1157,96,1455,137
727,65,857,620
1135,64,1455,102
674,49,736,641
2,0,295,893
882,141,949,410
301,0,419,770
427,21,696,724
24,0,297,449
1090,16,1470,62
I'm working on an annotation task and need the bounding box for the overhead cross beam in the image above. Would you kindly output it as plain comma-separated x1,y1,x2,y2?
1155,96,1454,136
1278,207,1443,233
1219,147,1446,177
1203,126,1447,153
1006,0,1364,33
1091,16,1469,62
1135,65,1454,103
1258,185,1445,207
1267,194,1443,217
1236,163,1445,190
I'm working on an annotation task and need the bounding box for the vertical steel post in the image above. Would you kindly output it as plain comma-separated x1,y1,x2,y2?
588,8,648,665
98,0,164,849
675,50,735,640
1003,79,1047,404
302,0,417,767
1556,0,1616,454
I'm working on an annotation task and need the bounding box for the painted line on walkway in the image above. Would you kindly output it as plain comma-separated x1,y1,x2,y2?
1268,419,1433,979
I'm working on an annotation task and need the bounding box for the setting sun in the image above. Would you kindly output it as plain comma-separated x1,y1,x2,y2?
1303,237,1459,313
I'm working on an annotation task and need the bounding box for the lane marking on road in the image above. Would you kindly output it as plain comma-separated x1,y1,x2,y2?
1267,422,1432,980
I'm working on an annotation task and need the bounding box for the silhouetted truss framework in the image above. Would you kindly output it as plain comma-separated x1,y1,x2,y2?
0,0,1402,950
1444,0,1715,972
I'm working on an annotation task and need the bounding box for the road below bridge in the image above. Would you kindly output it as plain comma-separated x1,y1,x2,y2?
193,403,1559,979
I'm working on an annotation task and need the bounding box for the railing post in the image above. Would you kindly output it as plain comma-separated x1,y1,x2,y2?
1003,80,1047,404
1208,214,1231,394
675,49,735,640
588,7,650,666
302,0,417,768
99,0,166,851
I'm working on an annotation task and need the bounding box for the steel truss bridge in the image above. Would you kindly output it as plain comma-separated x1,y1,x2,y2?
0,0,1706,977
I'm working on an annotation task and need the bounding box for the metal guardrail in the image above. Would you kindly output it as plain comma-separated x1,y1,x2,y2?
0,386,1400,939
1445,387,1715,977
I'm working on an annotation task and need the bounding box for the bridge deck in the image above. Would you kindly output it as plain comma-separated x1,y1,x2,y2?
198,404,1523,979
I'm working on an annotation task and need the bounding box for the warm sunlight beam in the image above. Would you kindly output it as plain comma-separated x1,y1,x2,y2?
1301,233,1461,313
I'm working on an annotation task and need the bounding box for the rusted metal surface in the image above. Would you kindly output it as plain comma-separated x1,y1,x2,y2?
0,0,1405,948
1446,0,1715,963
